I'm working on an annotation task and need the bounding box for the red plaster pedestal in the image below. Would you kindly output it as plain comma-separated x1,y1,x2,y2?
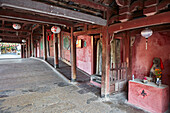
128,79,169,113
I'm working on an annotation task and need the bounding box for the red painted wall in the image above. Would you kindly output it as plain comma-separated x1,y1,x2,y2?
76,35,92,75
132,31,170,101
61,34,92,75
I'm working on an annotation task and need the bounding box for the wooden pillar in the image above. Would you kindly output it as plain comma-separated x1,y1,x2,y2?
31,33,34,57
23,45,25,58
58,32,62,59
28,37,31,58
71,27,76,82
43,25,47,60
91,35,95,74
101,10,111,97
39,39,41,57
26,39,28,58
35,42,37,57
125,31,131,79
54,33,59,68
21,45,23,58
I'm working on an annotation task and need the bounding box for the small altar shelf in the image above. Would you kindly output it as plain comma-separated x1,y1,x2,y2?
128,79,169,113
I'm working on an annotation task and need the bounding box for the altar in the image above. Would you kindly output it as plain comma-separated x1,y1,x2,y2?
128,79,169,113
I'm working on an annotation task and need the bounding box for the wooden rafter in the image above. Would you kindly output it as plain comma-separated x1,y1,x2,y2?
32,24,40,31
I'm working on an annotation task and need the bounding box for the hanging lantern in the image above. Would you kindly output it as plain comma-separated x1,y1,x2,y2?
47,35,50,41
0,38,2,41
22,39,26,43
12,23,21,30
141,28,153,50
51,26,61,34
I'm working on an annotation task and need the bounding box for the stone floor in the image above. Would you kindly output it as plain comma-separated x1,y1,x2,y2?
0,58,149,113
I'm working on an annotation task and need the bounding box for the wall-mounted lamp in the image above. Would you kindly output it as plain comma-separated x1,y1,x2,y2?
0,38,2,41
141,28,153,50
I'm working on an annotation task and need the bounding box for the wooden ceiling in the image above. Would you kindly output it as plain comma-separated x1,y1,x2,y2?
0,0,169,43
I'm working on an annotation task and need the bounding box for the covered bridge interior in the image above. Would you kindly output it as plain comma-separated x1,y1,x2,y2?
0,0,170,112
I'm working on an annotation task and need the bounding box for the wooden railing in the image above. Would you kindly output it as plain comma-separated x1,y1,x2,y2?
110,62,127,85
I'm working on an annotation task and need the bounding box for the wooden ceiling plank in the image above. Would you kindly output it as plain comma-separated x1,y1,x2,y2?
0,0,107,26
48,0,102,16
68,0,108,11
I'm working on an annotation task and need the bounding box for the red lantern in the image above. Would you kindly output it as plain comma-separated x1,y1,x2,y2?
51,26,61,34
47,35,50,41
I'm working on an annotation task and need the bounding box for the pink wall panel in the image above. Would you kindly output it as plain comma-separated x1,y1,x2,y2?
76,35,92,75
132,31,170,101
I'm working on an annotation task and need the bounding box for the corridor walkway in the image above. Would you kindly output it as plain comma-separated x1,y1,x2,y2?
0,58,146,113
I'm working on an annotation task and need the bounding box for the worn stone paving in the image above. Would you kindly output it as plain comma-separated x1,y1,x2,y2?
0,58,148,113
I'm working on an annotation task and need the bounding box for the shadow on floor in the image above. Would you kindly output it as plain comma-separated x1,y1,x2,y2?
38,57,101,96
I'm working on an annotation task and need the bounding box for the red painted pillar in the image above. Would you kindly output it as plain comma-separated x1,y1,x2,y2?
71,27,76,82
54,33,59,68
43,25,47,61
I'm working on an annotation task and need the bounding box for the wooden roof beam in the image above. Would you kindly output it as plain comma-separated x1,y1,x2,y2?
0,0,106,26
0,27,31,33
0,33,27,38
0,9,73,27
73,27,102,36
108,11,170,34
